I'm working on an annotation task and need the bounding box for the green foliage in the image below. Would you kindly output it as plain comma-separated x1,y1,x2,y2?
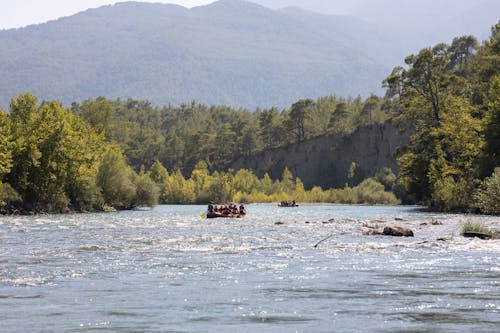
163,170,195,204
280,167,295,194
484,75,500,169
347,162,357,180
431,177,470,212
233,168,261,194
144,163,399,205
0,182,20,208
76,97,116,140
149,160,169,202
71,95,391,179
374,167,397,191
96,147,136,210
385,24,499,212
461,220,497,239
68,176,104,212
132,170,159,208
286,98,314,142
343,178,400,205
4,94,109,212
2,92,403,213
0,110,12,177
474,168,500,215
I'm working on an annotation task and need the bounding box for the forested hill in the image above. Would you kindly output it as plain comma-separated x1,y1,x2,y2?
0,0,396,109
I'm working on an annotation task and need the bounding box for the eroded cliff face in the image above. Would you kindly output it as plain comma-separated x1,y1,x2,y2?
231,120,409,188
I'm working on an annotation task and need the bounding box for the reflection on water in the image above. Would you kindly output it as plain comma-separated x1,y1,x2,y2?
0,204,499,332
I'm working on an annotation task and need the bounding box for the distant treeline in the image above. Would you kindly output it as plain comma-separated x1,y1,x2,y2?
1,22,499,214
0,92,397,213
69,92,390,176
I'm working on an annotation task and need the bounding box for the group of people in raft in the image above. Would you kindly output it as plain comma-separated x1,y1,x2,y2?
206,203,246,218
279,200,298,207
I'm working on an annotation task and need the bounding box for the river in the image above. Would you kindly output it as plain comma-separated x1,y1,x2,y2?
0,204,499,332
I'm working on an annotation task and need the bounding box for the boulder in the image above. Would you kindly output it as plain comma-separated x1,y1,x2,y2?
463,232,492,240
383,226,414,237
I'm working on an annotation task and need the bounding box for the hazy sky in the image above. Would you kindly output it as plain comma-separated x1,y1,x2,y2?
0,0,217,29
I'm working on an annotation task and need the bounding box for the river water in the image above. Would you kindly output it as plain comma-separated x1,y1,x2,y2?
0,204,499,332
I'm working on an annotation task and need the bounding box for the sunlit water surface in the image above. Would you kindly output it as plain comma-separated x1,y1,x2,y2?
1,205,499,332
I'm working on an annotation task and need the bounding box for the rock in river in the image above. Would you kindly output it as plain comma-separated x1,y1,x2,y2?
383,226,414,237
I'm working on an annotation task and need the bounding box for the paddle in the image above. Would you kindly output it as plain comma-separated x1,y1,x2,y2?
313,234,334,248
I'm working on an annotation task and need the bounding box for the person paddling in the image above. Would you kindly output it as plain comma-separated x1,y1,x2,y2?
239,204,246,215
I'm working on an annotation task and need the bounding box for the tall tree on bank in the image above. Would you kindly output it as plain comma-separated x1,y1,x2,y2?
384,26,500,211
287,98,314,142
0,110,12,177
0,110,16,206
5,94,108,212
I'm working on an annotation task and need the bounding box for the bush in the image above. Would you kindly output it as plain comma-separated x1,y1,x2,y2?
461,220,497,239
96,148,136,209
374,167,397,191
431,177,470,212
352,178,400,205
133,172,159,208
0,182,21,207
475,168,500,215
69,177,104,212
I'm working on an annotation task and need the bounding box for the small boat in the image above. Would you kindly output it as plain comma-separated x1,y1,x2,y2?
278,201,299,207
206,212,244,219
205,203,246,218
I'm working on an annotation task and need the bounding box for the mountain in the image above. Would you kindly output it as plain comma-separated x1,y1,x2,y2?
0,0,497,110
0,0,399,110
252,0,500,48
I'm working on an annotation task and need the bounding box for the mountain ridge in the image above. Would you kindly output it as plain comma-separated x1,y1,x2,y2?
2,0,485,110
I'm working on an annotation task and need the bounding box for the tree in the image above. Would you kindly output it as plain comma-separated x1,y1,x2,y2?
259,107,280,147
280,167,295,194
483,75,500,169
132,168,159,208
96,147,136,209
400,44,452,125
328,100,350,135
149,160,169,185
475,167,500,214
164,169,195,204
76,97,116,140
359,94,380,125
0,110,16,207
260,173,274,195
206,171,233,204
7,94,107,212
233,168,260,194
7,93,41,202
238,123,259,158
447,35,478,73
287,98,314,142
385,35,490,209
470,22,500,107
190,160,210,203
0,110,12,177
149,160,169,203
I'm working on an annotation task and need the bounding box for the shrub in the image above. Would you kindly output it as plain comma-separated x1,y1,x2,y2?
133,172,159,208
352,178,400,205
461,220,497,239
0,182,21,207
431,176,470,212
475,168,500,215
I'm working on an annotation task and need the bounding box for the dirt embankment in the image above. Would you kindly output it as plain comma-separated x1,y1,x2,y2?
231,120,409,189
